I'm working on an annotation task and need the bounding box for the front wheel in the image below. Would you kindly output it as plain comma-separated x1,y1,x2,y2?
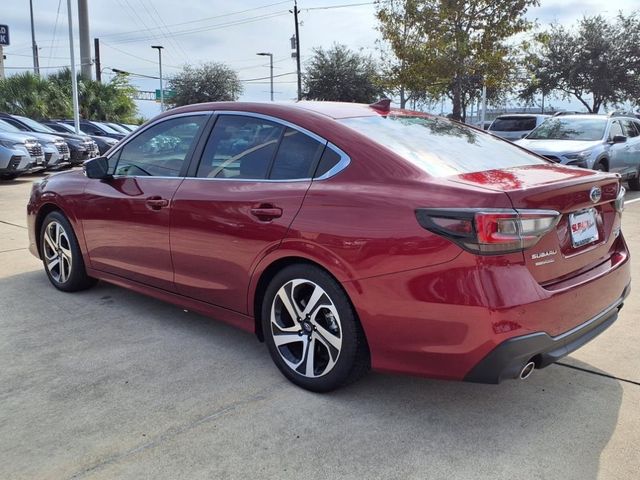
40,211,97,292
261,264,369,392
628,171,640,191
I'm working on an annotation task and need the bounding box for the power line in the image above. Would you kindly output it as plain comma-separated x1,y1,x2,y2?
46,0,63,69
304,1,376,11
240,71,296,82
107,11,290,45
100,41,182,69
100,0,291,39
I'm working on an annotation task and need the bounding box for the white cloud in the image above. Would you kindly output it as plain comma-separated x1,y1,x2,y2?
1,0,637,118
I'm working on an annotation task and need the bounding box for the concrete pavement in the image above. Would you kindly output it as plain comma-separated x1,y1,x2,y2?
1,172,639,479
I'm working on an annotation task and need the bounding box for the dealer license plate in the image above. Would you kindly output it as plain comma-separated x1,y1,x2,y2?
569,209,599,248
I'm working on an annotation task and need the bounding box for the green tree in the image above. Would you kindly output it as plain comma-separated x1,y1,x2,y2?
167,62,242,107
0,71,70,118
48,69,138,122
376,0,539,120
521,14,640,113
303,44,384,103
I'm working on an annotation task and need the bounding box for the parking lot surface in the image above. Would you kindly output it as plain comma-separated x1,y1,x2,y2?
1,172,639,480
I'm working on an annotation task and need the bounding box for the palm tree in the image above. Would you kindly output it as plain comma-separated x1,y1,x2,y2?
0,72,70,118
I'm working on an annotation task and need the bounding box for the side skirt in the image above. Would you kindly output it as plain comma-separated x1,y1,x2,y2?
86,267,255,334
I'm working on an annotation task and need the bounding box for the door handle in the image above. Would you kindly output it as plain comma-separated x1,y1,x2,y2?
250,204,283,221
146,196,169,210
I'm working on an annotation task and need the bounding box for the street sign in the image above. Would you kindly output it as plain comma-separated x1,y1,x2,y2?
0,25,9,46
155,89,176,102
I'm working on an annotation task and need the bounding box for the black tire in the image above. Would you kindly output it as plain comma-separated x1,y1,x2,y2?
40,211,97,292
261,264,369,392
594,160,607,172
0,173,19,180
628,171,640,191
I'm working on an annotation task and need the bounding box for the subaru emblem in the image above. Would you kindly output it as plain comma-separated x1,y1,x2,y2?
590,186,602,203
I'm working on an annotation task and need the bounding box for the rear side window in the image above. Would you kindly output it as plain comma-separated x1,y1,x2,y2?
341,115,546,177
490,117,537,132
197,115,284,179
622,120,640,138
269,128,325,180
314,148,341,178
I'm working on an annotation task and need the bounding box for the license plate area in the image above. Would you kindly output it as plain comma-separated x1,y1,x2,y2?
569,208,599,248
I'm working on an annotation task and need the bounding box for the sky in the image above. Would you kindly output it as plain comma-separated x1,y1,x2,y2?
1,0,638,119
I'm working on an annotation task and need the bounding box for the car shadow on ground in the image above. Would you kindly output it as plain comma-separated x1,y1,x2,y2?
0,269,623,479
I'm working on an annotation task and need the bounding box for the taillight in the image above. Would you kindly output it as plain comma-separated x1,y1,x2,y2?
415,208,560,255
615,186,625,213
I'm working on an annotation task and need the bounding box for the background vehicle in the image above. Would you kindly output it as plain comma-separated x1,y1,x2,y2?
42,120,119,155
0,130,45,179
103,122,131,135
516,114,640,190
60,119,125,141
488,114,550,140
27,102,630,392
0,119,69,170
0,114,99,166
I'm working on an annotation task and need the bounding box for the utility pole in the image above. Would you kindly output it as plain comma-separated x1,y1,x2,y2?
94,38,101,82
480,83,487,128
78,0,92,79
0,47,5,80
292,0,302,100
29,0,40,75
152,45,164,111
67,0,81,134
257,52,274,101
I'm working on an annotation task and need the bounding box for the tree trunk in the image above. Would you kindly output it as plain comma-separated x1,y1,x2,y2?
451,75,462,121
400,86,407,109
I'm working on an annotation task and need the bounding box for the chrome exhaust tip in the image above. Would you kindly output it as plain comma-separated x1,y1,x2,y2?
519,361,535,380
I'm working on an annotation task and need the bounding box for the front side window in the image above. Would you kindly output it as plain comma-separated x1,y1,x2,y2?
609,121,624,140
114,115,206,177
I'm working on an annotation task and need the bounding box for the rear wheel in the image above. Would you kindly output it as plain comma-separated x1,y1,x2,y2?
261,264,369,392
40,211,97,292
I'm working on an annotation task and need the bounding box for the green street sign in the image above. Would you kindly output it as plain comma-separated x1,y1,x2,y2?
155,89,176,101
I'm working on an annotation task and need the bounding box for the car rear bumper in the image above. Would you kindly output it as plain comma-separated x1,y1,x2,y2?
464,283,630,383
346,235,631,381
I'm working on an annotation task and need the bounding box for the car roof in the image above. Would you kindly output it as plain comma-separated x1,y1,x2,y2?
493,114,549,119
161,101,426,121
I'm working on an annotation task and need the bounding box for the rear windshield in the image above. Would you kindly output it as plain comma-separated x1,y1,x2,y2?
489,116,537,132
526,117,607,141
341,115,546,177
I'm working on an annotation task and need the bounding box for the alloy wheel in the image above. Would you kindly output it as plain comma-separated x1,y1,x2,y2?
43,221,73,284
270,279,343,378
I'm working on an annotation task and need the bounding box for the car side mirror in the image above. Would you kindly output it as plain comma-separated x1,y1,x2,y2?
84,156,112,180
521,133,528,139
611,134,627,144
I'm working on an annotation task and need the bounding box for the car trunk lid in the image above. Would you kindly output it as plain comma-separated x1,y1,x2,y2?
450,164,621,285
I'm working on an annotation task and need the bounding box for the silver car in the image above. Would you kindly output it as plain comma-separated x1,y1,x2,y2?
0,119,70,170
0,131,45,180
516,114,640,190
488,114,550,141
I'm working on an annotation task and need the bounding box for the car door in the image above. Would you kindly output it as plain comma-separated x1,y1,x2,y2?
606,120,628,174
171,113,326,313
81,113,209,290
621,119,640,175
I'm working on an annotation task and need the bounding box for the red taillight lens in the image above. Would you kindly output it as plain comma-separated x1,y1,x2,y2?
416,208,560,255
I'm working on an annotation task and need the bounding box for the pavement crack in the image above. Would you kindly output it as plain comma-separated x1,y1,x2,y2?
556,362,640,386
0,220,27,229
0,247,27,253
67,385,277,479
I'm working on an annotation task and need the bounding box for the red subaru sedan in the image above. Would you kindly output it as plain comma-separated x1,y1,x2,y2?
27,101,630,392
